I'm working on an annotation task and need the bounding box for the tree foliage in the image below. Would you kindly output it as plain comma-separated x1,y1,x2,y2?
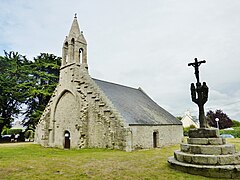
24,53,61,128
206,109,233,129
0,51,31,134
232,120,240,127
0,51,61,133
176,116,182,121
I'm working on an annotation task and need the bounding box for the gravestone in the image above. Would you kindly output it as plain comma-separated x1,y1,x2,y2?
168,58,240,178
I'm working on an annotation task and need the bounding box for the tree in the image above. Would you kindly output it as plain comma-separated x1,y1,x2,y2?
176,116,182,121
23,53,61,128
0,51,31,134
0,51,61,133
206,109,233,129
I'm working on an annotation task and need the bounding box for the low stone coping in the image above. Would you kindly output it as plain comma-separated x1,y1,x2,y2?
188,128,219,138
168,156,240,179
174,150,240,165
187,137,226,145
181,143,236,155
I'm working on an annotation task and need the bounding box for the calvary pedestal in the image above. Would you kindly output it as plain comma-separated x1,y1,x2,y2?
168,58,240,178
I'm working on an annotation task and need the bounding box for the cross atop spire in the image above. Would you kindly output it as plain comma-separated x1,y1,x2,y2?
68,15,81,37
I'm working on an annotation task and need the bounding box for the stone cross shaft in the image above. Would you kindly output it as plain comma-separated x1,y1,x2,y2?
188,58,209,128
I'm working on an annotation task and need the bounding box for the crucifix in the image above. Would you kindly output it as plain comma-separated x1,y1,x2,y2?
188,58,209,128
188,58,206,84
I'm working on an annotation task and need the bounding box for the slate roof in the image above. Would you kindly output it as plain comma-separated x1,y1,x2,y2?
93,78,182,126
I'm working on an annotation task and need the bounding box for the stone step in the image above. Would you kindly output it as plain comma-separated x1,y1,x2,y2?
181,143,236,155
174,150,240,165
187,137,226,145
168,156,240,179
188,128,220,138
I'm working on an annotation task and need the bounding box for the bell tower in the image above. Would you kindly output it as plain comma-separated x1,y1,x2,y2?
61,14,87,68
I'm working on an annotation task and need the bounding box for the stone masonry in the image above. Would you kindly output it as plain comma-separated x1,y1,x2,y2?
168,128,240,178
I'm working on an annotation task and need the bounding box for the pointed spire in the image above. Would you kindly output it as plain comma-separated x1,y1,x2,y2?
68,14,81,37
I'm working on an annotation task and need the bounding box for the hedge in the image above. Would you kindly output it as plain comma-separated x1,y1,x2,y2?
220,127,240,138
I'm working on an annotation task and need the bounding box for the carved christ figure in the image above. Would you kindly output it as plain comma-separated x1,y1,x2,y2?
188,58,206,84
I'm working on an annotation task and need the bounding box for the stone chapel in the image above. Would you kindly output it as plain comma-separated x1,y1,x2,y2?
35,16,183,151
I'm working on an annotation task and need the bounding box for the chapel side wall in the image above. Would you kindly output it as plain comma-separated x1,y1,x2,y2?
130,125,183,149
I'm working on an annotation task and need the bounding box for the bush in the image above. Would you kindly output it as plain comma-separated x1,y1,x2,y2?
183,125,196,136
1,128,10,135
220,127,240,138
9,129,23,135
24,130,34,140
2,128,23,135
232,120,240,127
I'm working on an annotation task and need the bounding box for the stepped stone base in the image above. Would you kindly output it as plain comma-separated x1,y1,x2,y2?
189,128,220,138
168,128,240,178
168,156,240,179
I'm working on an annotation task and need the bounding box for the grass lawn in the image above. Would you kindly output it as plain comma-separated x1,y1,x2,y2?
1,139,239,180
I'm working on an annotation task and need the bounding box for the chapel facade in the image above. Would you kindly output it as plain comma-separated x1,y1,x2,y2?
34,17,183,151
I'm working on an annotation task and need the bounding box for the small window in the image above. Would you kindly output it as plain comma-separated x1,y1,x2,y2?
79,48,83,63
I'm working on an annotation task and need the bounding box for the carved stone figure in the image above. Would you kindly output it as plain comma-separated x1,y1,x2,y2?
188,58,208,128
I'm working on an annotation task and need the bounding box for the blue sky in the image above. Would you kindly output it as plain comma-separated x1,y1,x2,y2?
0,0,240,121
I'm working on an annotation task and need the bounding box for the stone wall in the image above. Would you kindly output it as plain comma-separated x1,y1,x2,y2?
130,125,183,150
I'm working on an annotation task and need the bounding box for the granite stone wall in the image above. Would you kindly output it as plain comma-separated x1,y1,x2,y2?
130,125,183,150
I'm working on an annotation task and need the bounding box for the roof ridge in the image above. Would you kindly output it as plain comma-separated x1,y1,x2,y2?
92,78,140,91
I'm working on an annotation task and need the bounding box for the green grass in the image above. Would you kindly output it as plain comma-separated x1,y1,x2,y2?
1,139,239,180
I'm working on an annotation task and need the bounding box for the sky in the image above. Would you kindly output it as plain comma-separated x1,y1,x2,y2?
0,0,239,121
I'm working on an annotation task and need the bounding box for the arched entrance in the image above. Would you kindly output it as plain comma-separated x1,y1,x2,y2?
153,131,158,148
64,131,70,149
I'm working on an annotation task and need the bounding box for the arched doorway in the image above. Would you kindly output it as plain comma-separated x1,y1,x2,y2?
153,131,158,148
64,131,70,149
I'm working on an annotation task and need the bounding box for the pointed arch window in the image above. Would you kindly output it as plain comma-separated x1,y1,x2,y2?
64,42,69,63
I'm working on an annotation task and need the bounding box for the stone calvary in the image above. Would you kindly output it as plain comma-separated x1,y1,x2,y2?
168,58,240,179
34,16,183,151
